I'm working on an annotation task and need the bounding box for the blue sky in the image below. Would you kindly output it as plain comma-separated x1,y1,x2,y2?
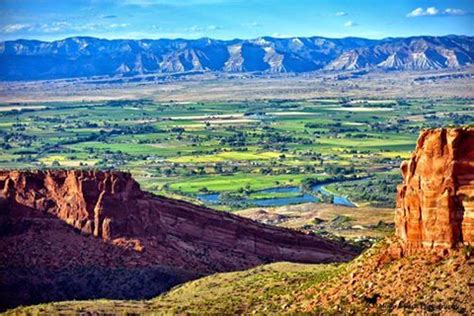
0,0,473,41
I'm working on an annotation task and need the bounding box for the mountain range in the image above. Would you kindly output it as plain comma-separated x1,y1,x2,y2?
0,35,473,81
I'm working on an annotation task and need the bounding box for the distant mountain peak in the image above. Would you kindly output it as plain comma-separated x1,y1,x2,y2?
0,35,472,81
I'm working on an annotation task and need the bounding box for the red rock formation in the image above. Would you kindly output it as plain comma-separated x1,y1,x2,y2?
396,127,474,255
0,169,355,310
1,170,354,264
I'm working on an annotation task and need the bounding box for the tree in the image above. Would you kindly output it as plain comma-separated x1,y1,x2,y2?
198,187,209,193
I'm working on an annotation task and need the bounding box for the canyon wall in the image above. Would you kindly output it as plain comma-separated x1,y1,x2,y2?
396,127,474,255
1,170,354,266
0,169,355,310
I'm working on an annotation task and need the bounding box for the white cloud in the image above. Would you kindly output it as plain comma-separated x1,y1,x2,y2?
27,21,129,34
185,25,222,33
0,20,133,35
187,25,203,32
242,22,262,28
407,7,469,17
335,11,347,17
121,0,230,7
444,8,468,16
1,24,32,33
407,7,424,17
207,25,222,31
426,7,439,15
344,21,358,27
40,22,98,33
109,23,130,28
39,22,72,33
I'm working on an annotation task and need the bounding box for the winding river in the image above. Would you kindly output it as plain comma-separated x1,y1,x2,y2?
197,180,357,208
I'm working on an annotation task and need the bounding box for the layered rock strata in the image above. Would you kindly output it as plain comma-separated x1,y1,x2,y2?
396,128,474,255
0,169,355,310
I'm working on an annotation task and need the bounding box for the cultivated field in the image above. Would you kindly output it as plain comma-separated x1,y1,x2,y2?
1,97,472,215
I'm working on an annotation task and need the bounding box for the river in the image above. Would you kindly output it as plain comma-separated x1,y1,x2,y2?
197,180,357,208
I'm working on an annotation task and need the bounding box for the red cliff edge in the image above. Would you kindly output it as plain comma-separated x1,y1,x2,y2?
396,127,474,255
0,171,353,273
0,169,356,310
0,169,355,266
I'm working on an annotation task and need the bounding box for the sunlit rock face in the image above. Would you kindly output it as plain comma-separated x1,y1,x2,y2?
396,127,474,255
0,169,356,270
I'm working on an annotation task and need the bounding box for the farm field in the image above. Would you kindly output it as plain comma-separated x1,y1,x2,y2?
0,97,472,214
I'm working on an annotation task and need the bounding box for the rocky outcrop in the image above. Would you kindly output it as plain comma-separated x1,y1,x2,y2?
1,170,354,264
396,128,474,255
0,169,355,310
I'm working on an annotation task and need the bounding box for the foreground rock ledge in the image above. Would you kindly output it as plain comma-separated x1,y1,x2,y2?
396,127,474,255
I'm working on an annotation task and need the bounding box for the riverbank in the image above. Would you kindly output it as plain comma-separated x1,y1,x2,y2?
197,178,361,208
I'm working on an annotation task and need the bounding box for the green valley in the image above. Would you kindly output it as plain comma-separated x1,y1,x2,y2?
1,98,472,212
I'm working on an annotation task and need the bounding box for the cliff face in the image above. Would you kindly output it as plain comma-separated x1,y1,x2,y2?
0,169,355,310
1,170,354,264
396,128,474,255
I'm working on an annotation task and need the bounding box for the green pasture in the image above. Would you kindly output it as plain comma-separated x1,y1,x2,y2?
0,97,471,208
169,174,310,194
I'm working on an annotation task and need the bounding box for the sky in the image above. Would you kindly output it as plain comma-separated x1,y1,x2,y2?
0,0,473,41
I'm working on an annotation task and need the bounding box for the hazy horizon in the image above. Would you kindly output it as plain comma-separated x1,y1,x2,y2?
3,33,474,43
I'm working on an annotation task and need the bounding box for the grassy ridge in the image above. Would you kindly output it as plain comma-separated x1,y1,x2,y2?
5,262,342,315
8,239,472,314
